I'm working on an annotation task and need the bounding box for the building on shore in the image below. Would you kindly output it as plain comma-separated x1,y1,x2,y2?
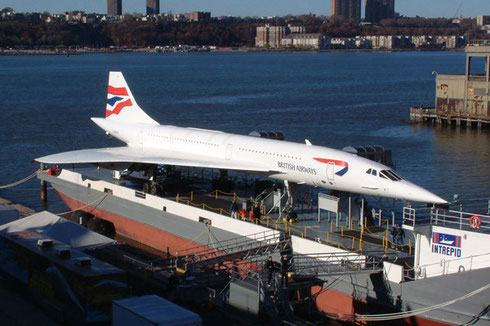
288,25,306,34
146,0,160,15
331,0,361,23
365,35,409,49
365,0,395,23
476,15,490,26
107,0,122,16
255,25,288,48
255,24,309,48
185,11,211,22
281,33,325,49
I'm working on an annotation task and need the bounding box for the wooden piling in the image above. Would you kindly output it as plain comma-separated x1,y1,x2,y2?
40,163,47,204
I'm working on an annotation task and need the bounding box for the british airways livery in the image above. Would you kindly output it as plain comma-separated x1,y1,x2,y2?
36,72,447,204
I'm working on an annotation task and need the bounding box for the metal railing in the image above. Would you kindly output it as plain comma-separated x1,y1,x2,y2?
430,208,490,231
402,200,490,232
175,229,286,269
289,252,384,277
403,206,416,227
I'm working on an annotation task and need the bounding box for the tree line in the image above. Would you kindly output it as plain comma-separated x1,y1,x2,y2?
0,16,486,48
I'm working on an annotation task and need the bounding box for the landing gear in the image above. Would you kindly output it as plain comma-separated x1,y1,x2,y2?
141,164,166,196
150,183,161,196
142,181,163,196
142,182,150,193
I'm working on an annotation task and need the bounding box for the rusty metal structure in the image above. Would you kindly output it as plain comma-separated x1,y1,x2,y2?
436,45,490,121
412,45,490,128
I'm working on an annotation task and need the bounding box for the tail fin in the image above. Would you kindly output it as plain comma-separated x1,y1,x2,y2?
106,71,159,125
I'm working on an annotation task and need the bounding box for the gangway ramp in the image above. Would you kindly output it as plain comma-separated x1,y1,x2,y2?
289,252,383,278
176,229,289,270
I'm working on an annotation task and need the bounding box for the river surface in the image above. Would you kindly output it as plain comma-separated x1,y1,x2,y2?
0,51,489,212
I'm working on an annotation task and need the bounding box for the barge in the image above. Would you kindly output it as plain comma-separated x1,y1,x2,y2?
37,166,490,325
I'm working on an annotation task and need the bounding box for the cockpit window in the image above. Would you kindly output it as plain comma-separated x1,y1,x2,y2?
391,170,404,180
379,173,387,179
372,170,377,176
366,168,372,174
381,169,403,181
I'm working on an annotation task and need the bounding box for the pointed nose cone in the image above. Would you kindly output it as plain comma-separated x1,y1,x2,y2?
403,181,448,204
419,190,448,205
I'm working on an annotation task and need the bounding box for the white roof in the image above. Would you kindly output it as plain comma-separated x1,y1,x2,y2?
0,211,115,250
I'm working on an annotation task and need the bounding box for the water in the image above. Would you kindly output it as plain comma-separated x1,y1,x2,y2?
0,51,489,212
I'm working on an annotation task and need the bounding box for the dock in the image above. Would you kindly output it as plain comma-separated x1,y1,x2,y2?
410,45,490,129
410,106,489,129
0,197,36,218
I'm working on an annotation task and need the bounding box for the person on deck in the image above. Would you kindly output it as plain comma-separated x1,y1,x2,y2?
280,255,290,287
265,256,275,285
230,200,239,219
391,224,405,248
395,224,405,247
253,204,262,225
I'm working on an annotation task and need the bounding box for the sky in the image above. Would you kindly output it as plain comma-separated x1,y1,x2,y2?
1,0,489,18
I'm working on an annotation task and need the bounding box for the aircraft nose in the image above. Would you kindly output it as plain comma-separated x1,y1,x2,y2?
420,190,447,204
405,182,448,204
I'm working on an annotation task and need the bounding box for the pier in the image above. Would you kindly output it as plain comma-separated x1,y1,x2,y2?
410,45,490,129
410,106,489,129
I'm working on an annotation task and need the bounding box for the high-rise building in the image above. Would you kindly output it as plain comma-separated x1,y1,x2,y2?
107,0,122,16
476,16,490,26
331,0,361,23
255,25,287,48
365,0,394,23
146,0,160,15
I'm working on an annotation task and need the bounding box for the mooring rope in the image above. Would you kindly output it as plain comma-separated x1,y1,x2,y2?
56,193,109,216
352,283,490,322
0,171,38,189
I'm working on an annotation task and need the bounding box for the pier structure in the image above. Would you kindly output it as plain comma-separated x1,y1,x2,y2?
410,45,490,129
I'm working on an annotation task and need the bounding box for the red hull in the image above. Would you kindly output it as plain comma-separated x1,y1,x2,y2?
57,191,208,255
57,191,264,279
312,285,450,326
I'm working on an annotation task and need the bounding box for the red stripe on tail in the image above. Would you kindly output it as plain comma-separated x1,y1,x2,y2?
108,86,129,96
106,99,132,117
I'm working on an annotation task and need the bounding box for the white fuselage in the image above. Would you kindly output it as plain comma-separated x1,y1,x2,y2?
93,118,446,204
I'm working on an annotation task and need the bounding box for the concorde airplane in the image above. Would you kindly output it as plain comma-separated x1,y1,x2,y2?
36,72,447,204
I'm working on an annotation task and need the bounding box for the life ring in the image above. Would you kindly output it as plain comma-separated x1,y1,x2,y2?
470,215,481,229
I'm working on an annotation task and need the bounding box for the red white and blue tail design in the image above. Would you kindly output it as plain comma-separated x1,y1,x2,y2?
106,72,158,125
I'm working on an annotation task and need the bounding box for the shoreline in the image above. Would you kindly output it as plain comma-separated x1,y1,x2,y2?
0,47,464,56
